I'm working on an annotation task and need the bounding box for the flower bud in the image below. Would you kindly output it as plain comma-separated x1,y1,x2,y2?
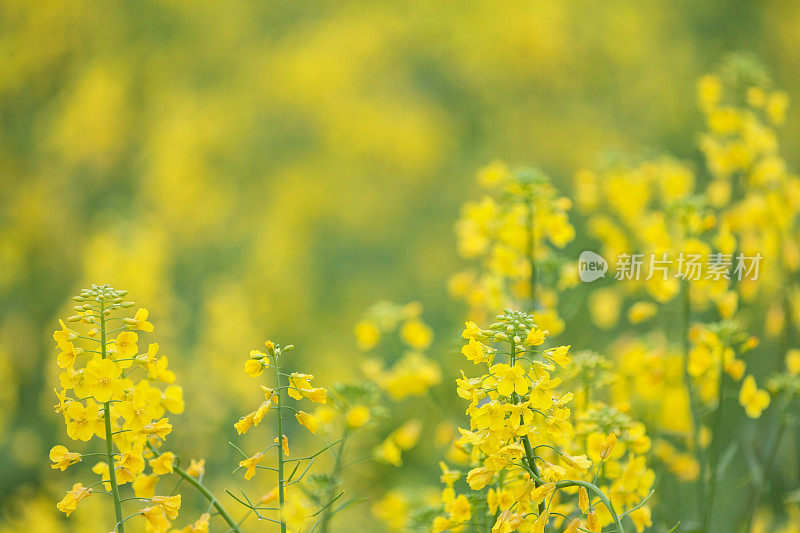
601,433,617,459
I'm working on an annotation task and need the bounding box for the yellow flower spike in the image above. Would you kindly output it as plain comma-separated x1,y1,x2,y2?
49,445,82,471
525,328,547,346
345,405,370,428
264,339,276,355
373,491,411,531
578,486,590,513
461,338,487,364
490,363,528,396
149,451,175,475
81,358,125,403
147,356,176,383
585,510,600,532
767,90,789,125
184,513,211,533
466,466,494,490
161,385,185,414
260,488,279,505
132,473,159,498
439,462,461,485
239,452,264,481
140,506,171,530
400,318,433,350
629,506,653,532
446,494,471,523
56,483,92,517
601,432,618,460
53,319,79,345
234,413,255,435
92,461,112,491
787,349,800,375
244,357,266,378
477,160,510,188
739,375,770,418
127,308,154,332
724,357,746,381
392,419,422,450
627,302,657,325
152,494,181,520
295,410,319,433
374,438,403,466
274,434,290,456
65,400,102,441
114,331,139,357
141,417,172,439
532,510,549,533
529,483,556,505
303,387,328,404
114,451,145,484
546,345,571,368
561,452,592,471
186,458,205,478
56,341,83,369
462,321,482,340
354,320,381,350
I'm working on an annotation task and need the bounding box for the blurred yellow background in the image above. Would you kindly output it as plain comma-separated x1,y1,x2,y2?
2,1,800,531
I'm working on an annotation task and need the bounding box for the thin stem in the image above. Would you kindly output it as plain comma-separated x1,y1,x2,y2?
274,355,288,533
147,443,241,533
510,339,544,515
746,392,790,532
524,465,624,533
680,281,706,523
319,429,349,533
703,341,728,531
100,298,125,533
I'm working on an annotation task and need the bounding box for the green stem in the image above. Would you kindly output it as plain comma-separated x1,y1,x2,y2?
746,395,790,532
273,356,288,533
100,297,125,533
526,469,624,533
510,339,544,514
703,341,727,531
319,429,349,533
147,443,241,533
680,281,706,523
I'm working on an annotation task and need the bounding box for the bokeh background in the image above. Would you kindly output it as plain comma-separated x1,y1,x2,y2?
2,1,800,531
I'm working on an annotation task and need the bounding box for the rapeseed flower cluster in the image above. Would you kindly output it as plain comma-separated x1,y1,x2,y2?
235,339,377,533
432,310,653,533
357,301,441,400
51,285,236,532
42,55,800,533
450,165,575,332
